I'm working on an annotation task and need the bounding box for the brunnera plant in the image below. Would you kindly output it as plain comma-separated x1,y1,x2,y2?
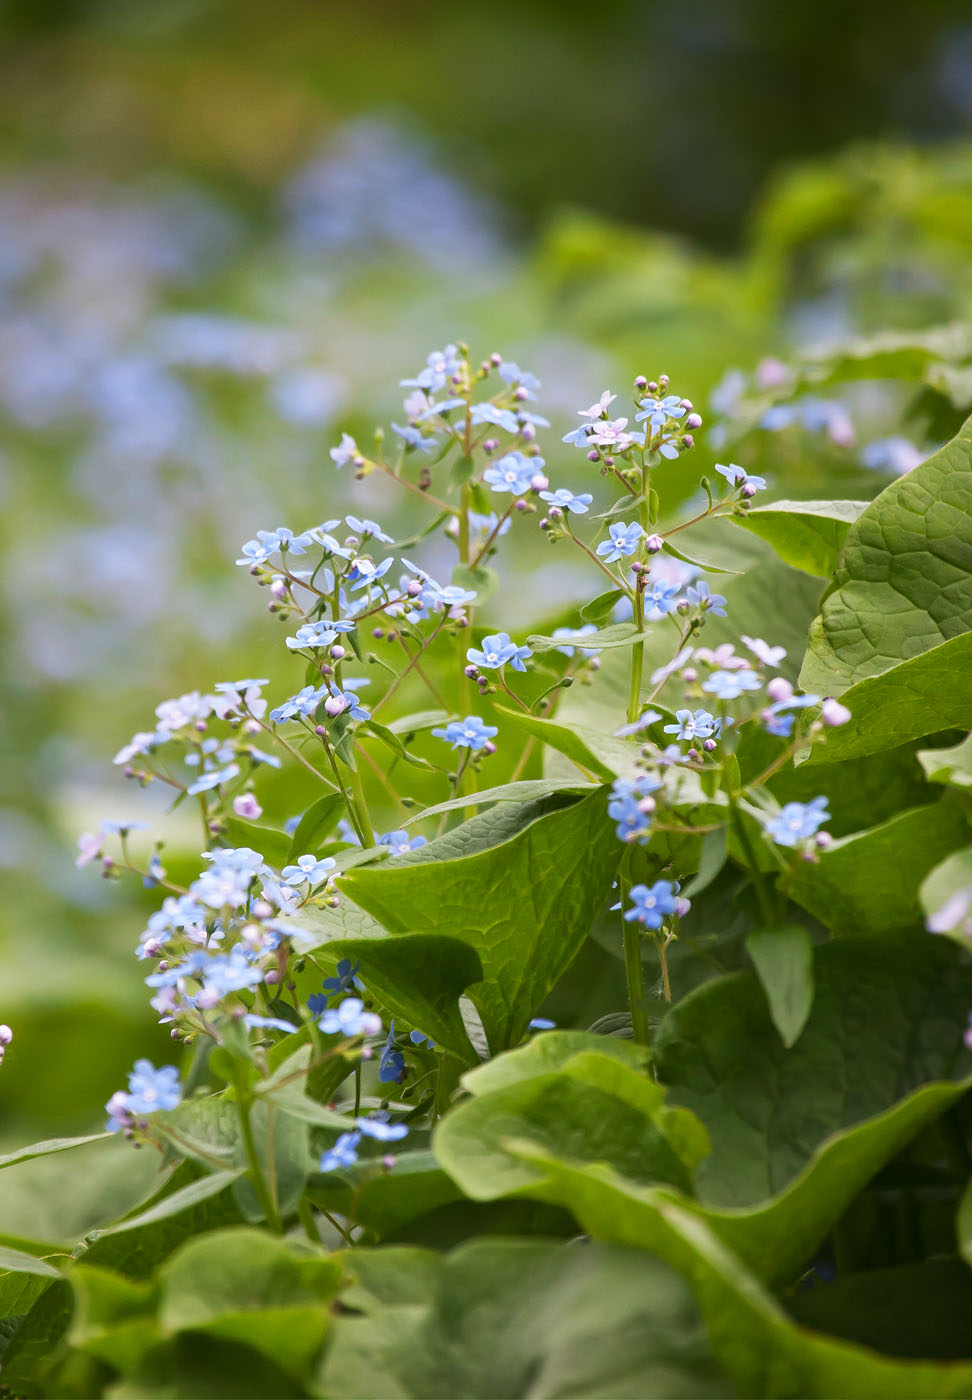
2,343,972,1399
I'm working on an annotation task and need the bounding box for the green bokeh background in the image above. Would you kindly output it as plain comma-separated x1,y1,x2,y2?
2,0,972,1153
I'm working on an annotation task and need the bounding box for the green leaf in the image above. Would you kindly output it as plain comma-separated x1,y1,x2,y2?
362,719,436,770
460,1029,647,1096
309,1150,465,1241
494,704,640,780
918,732,972,788
407,777,597,824
580,587,624,622
959,1177,972,1270
800,411,972,696
434,1047,708,1201
381,791,580,865
920,847,972,944
0,1246,61,1279
802,631,972,762
732,499,867,577
341,788,621,1051
783,803,970,935
320,1238,732,1400
385,709,451,735
68,1265,159,1372
745,926,814,1047
0,1134,110,1173
220,819,292,867
661,539,744,575
91,1169,245,1237
159,1227,341,1382
652,937,972,1208
515,1153,972,1399
527,622,655,653
286,793,346,860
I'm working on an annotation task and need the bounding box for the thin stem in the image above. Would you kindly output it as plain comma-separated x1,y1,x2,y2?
298,1195,322,1244
656,933,672,1003
347,762,376,847
232,1062,283,1233
372,616,448,716
320,1207,356,1247
498,675,531,712
373,456,453,513
253,716,339,792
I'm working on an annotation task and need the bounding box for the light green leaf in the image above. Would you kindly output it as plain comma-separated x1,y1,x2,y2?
802,631,972,762
783,803,970,935
286,793,346,859
341,788,621,1051
732,499,866,577
494,705,640,780
517,1154,972,1399
385,709,451,735
800,411,972,696
309,1150,465,1241
91,1169,245,1237
919,847,972,944
918,732,972,788
528,623,654,653
435,1047,707,1202
745,926,814,1047
0,1134,110,1173
407,777,596,825
460,1029,647,1096
68,1264,159,1372
0,1246,61,1279
362,719,436,771
320,1238,732,1400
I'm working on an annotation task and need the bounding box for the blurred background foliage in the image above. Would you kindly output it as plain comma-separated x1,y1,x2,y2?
2,0,972,1149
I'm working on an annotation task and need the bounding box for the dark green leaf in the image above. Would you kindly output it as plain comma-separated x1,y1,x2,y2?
745,926,814,1047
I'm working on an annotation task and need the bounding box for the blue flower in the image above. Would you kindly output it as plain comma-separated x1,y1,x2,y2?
607,774,662,844
664,708,720,742
378,1021,407,1083
236,537,276,567
392,422,439,454
765,797,829,848
269,684,327,724
715,462,767,493
286,621,339,651
466,632,532,672
319,1130,361,1173
483,450,539,495
357,1114,409,1142
635,394,686,429
539,487,593,514
431,716,498,750
319,997,382,1038
597,522,644,562
346,515,394,543
400,345,462,393
347,556,395,591
324,959,364,997
686,581,727,617
409,1030,437,1049
498,361,540,399
243,1014,297,1033
471,402,520,433
624,880,681,929
528,1017,556,1031
645,580,681,614
106,1059,182,1130
562,423,595,448
378,830,428,855
702,669,761,700
282,854,336,887
187,763,239,796
762,710,795,737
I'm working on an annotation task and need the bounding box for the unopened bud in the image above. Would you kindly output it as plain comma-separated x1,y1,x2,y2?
681,434,694,450
741,482,758,499
703,738,717,752
816,832,833,849
821,697,851,727
685,412,702,429
637,796,656,815
0,1025,12,1047
530,472,549,492
252,899,275,920
270,577,288,600
682,667,697,682
330,643,347,660
264,969,281,985
490,352,502,366
587,449,600,462
646,533,664,553
324,695,348,717
676,897,691,918
483,740,497,756
634,375,648,390
521,423,536,442
766,677,793,704
483,437,499,454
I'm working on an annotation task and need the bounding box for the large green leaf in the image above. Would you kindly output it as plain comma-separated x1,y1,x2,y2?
341,788,621,1051
320,1238,733,1399
652,938,972,1208
800,412,972,696
918,732,972,789
434,1047,708,1201
0,1134,110,1173
494,705,640,780
158,1227,340,1383
731,499,867,578
784,803,970,935
745,926,814,1047
459,1029,647,1096
801,632,972,763
518,1154,972,1399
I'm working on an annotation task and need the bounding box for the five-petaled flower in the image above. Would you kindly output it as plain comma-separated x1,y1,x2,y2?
764,797,830,848
597,522,644,562
466,633,532,672
432,716,498,750
624,880,683,929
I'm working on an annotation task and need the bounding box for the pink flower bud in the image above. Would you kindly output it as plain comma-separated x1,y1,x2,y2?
645,534,664,553
821,697,851,727
0,1025,12,1047
676,898,692,918
587,449,600,462
682,667,697,682
407,579,423,597
685,412,703,429
264,970,281,985
270,577,288,600
324,695,348,718
766,677,793,704
233,793,263,821
252,899,275,920
703,738,717,752
530,472,549,492
330,644,347,660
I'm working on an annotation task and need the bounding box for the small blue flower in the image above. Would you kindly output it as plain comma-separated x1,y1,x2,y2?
635,394,686,429
401,345,462,393
286,621,339,651
762,710,795,737
269,684,327,724
330,432,361,469
106,1059,182,1130
282,854,336,887
392,422,439,454
378,1021,407,1084
466,632,532,672
378,831,428,855
319,1130,361,1173
624,880,681,929
357,1114,409,1142
664,708,720,742
431,716,498,750
483,450,539,496
346,515,393,544
243,1014,297,1033
702,669,761,700
497,361,540,399
765,797,829,848
187,763,239,796
645,580,681,614
471,402,520,433
607,774,662,844
319,997,382,1038
562,423,595,448
347,556,395,591
323,959,364,998
409,1030,437,1049
715,462,767,493
686,581,727,617
597,522,644,563
539,487,593,514
528,1017,556,1031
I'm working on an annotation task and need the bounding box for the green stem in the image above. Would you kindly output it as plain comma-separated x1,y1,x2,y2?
298,1195,322,1244
620,850,651,1045
728,795,776,927
232,1062,282,1233
347,761,376,847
